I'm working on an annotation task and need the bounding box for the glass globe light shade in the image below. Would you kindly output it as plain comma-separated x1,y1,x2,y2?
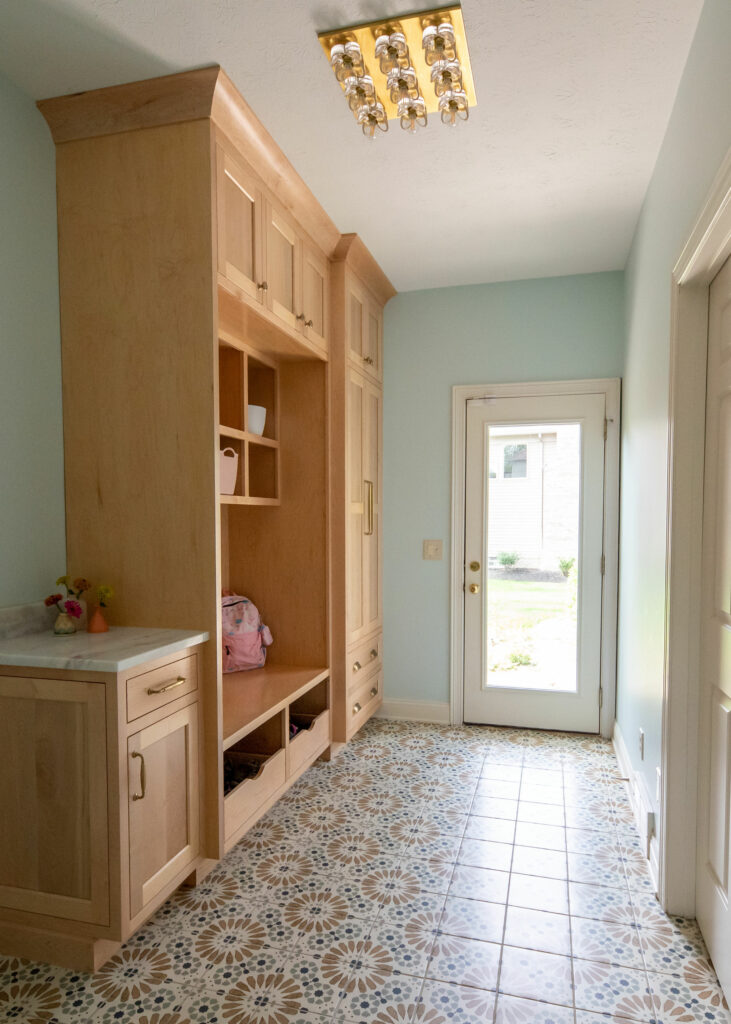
386,66,419,103
430,58,463,96
422,22,457,65
438,88,469,126
330,40,365,82
357,102,389,140
345,75,376,114
375,32,409,75
397,96,427,133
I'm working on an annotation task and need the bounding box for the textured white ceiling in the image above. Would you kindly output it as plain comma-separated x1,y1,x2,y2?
0,0,704,291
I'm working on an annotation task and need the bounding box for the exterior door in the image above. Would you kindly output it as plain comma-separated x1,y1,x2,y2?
128,703,199,919
697,255,731,998
464,391,606,731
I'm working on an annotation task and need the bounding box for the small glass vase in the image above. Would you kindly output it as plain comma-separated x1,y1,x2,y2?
53,610,76,636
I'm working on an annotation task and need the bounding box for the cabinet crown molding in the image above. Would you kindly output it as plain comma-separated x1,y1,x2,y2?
37,64,343,258
333,233,396,307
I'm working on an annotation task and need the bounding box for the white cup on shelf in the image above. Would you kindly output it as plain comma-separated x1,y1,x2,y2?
248,405,267,436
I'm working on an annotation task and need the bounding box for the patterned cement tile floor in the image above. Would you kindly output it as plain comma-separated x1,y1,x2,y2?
2,720,730,1024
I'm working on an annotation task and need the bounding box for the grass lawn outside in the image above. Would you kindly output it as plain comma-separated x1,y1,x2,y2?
486,576,577,691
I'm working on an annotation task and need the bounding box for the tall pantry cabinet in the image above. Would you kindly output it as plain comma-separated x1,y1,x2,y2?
330,236,394,745
36,65,394,877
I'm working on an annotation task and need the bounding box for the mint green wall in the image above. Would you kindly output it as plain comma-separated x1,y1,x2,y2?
0,72,65,606
617,0,731,819
383,272,624,705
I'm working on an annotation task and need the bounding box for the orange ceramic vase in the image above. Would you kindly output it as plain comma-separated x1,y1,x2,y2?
87,606,109,633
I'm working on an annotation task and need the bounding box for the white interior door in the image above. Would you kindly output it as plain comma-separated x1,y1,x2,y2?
697,255,731,999
464,391,606,732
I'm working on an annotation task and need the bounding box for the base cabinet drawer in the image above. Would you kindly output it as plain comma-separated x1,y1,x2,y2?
287,709,330,776
348,672,382,738
128,703,200,919
347,634,382,692
126,654,198,723
224,748,286,844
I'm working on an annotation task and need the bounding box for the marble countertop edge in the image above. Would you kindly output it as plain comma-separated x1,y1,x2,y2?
0,626,209,673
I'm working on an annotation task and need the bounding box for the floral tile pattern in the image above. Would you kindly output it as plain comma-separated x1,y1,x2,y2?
2,718,730,1024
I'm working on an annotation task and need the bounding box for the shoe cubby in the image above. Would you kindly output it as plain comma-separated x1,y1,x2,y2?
223,711,286,845
288,678,330,777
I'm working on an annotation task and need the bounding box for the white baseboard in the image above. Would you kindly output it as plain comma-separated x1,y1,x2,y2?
613,721,659,892
374,699,451,724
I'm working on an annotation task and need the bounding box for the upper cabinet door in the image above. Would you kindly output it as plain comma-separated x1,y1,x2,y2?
264,202,299,333
216,146,265,303
364,299,383,382
346,273,383,383
300,241,329,354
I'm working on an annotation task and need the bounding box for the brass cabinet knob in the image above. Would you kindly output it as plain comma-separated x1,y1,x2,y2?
353,702,362,714
369,649,378,660
257,281,268,291
469,560,481,572
353,661,362,673
305,319,313,328
296,312,305,321
364,355,374,365
469,583,480,594
370,687,378,697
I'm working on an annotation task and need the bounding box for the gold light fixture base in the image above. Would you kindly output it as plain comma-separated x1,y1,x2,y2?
318,5,476,122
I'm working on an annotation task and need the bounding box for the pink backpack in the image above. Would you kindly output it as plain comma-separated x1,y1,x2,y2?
221,592,273,673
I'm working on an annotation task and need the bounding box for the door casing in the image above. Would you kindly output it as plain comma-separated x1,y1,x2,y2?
661,149,731,918
450,378,620,739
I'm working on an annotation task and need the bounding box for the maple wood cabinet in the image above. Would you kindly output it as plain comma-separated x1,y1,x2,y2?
0,643,203,971
29,64,394,968
330,238,393,744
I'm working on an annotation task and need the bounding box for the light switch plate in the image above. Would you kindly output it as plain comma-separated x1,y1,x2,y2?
423,539,443,561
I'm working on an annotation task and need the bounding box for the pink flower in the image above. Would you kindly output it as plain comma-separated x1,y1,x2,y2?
64,600,83,619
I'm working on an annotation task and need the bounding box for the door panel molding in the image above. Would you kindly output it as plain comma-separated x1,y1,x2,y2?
450,378,620,738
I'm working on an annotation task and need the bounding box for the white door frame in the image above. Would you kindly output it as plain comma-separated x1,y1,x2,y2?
450,378,621,738
660,149,731,916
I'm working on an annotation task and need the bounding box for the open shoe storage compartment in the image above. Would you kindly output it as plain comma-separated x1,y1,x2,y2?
288,678,329,776
223,712,286,845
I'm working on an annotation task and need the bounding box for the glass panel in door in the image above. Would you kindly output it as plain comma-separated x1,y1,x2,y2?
486,423,581,693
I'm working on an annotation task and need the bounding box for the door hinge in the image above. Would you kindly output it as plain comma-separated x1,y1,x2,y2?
599,687,603,709
600,554,606,575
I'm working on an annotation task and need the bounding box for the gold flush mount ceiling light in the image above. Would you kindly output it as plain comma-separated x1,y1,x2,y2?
318,5,476,138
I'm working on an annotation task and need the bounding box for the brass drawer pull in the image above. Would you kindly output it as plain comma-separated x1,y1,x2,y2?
352,702,361,715
370,686,378,697
131,751,146,801
147,675,185,696
352,661,362,673
369,648,378,661
364,356,374,365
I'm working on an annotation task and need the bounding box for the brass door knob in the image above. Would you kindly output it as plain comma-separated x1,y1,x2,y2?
469,561,481,572
469,583,480,594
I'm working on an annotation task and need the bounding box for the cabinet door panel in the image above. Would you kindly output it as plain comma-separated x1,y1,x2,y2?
365,301,383,381
347,369,365,639
266,204,299,331
364,381,383,634
128,703,199,919
347,281,365,363
217,147,263,301
0,676,108,925
301,243,328,352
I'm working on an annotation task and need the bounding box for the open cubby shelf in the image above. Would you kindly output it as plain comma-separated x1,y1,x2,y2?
219,335,279,503
222,665,329,750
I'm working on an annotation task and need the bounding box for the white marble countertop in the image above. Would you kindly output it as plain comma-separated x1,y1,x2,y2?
0,626,209,672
